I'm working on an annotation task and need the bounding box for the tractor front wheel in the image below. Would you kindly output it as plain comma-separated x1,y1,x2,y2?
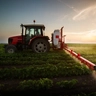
5,45,17,53
32,39,50,53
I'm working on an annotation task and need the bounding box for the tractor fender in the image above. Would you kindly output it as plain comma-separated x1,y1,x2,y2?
29,36,50,45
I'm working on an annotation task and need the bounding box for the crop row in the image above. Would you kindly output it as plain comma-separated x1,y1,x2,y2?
0,59,77,66
0,57,76,62
0,78,78,91
0,50,78,66
0,55,72,61
0,52,71,59
18,78,78,91
0,64,91,79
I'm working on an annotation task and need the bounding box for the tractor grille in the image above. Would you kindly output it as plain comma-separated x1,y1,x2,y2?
8,38,13,44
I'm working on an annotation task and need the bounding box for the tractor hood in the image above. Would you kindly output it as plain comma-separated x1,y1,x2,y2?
8,35,25,44
9,35,23,39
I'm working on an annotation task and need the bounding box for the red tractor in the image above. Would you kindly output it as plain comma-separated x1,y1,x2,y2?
5,24,50,53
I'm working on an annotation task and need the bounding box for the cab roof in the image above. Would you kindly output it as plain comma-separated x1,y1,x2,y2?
21,24,45,28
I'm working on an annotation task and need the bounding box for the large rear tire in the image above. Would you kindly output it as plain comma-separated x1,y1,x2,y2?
32,38,50,53
5,45,17,53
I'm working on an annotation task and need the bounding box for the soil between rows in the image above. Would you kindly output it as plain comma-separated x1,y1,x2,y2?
0,74,96,96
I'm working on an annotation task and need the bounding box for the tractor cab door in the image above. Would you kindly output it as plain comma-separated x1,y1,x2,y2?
25,27,42,44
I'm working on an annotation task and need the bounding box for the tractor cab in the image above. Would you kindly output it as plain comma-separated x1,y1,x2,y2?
21,24,45,44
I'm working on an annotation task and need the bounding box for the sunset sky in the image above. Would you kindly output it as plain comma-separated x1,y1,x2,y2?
0,0,96,43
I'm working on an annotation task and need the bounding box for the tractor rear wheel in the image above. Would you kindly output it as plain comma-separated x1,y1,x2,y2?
5,45,17,53
32,38,50,53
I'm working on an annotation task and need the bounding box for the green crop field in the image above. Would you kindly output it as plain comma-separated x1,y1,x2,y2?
68,43,96,64
0,43,96,96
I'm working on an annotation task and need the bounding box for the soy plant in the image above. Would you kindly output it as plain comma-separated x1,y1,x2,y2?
18,78,53,91
56,79,78,89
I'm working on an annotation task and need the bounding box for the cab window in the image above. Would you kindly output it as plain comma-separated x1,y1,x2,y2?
34,28,41,35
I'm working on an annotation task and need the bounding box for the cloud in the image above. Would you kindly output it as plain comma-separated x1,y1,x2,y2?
65,29,96,43
58,15,68,21
73,5,96,20
85,29,96,38
57,0,79,21
57,0,78,13
64,3,78,13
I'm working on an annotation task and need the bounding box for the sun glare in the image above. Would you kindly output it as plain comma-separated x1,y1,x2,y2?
82,30,96,43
